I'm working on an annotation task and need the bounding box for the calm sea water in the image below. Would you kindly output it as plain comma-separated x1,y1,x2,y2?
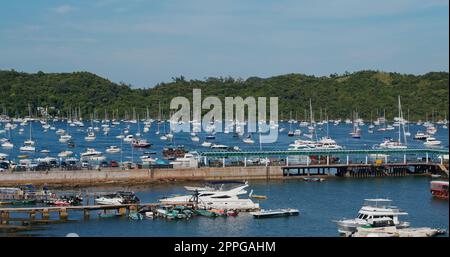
6,177,449,237
1,121,448,163
1,121,449,237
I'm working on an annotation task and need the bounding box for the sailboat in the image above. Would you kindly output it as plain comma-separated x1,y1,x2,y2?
376,96,407,149
85,118,96,141
404,109,411,136
287,111,294,137
20,121,35,152
350,111,361,138
1,128,13,149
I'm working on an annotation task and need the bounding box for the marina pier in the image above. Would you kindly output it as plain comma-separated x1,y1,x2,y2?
0,148,448,186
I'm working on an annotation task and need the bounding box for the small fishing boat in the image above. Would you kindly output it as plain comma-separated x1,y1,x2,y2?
251,194,267,200
303,177,325,182
129,211,144,220
195,209,218,217
250,208,299,218
98,210,120,219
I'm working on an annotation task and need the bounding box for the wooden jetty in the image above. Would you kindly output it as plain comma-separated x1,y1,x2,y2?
0,202,193,224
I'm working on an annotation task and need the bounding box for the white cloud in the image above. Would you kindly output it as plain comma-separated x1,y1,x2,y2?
52,5,76,14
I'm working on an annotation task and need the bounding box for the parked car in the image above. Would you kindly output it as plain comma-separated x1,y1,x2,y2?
110,160,119,167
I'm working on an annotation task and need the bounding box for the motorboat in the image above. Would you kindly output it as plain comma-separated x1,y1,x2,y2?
131,139,152,148
250,208,299,218
424,137,441,146
335,198,410,237
377,138,407,149
191,135,200,142
95,191,140,205
58,151,73,158
160,182,260,211
84,131,96,141
1,140,13,149
59,134,72,143
316,137,343,149
80,148,105,161
106,146,121,153
123,134,134,142
427,126,437,135
414,131,429,140
19,145,35,152
430,181,449,200
243,136,255,144
201,141,212,147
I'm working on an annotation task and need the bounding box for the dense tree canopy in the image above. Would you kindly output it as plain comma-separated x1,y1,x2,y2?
0,70,448,121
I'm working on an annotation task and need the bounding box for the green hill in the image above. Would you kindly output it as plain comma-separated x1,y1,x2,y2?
0,69,448,121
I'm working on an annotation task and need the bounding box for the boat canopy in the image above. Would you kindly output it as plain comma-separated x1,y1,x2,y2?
208,180,246,185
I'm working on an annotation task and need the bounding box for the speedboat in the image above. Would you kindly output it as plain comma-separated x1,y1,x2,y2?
95,191,140,205
335,198,410,237
80,148,105,161
250,208,299,218
160,182,259,211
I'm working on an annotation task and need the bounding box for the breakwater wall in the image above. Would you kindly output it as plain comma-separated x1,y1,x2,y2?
0,166,284,187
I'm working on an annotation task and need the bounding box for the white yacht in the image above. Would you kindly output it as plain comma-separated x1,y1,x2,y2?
84,131,96,141
335,198,410,237
201,141,212,147
59,134,72,143
243,137,255,144
58,151,73,158
316,137,343,149
123,134,134,142
106,146,121,153
160,183,260,211
19,145,35,152
414,131,429,140
191,135,200,142
424,137,441,146
80,148,105,161
378,138,407,149
1,140,13,149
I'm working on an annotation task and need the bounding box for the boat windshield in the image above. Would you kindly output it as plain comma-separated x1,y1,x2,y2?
363,199,393,208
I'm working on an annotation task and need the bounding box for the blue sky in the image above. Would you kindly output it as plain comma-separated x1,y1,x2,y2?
0,0,448,87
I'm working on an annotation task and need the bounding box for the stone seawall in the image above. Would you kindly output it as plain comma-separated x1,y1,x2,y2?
0,166,284,187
